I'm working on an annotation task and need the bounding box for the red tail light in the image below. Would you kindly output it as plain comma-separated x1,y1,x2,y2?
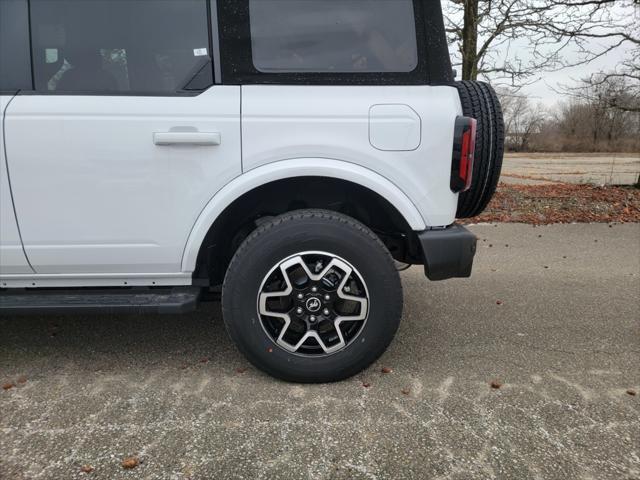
451,116,477,192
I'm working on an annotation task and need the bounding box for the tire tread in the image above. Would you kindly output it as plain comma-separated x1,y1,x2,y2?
454,80,505,218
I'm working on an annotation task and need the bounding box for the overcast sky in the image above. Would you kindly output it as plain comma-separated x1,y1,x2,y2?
446,1,637,108
516,39,634,107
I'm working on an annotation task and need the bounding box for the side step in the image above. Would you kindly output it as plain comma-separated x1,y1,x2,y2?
0,287,201,315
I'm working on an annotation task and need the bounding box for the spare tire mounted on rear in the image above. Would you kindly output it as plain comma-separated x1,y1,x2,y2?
454,81,505,219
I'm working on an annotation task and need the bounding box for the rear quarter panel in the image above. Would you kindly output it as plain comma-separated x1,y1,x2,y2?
241,85,462,227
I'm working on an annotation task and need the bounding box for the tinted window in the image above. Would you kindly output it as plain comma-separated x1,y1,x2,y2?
30,0,213,94
0,0,33,91
249,0,418,73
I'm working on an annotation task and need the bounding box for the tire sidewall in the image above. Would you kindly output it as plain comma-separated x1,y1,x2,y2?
222,213,402,382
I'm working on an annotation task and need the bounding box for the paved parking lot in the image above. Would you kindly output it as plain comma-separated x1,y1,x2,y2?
1,224,639,479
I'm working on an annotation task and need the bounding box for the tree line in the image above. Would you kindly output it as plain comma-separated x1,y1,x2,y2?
500,76,640,152
444,0,639,153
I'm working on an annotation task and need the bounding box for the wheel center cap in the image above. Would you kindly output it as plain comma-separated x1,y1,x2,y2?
305,297,322,313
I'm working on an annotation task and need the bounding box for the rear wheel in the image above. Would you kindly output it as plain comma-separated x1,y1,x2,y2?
222,210,403,383
454,80,505,218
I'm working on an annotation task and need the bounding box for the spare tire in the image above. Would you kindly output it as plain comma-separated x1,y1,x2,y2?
454,81,505,218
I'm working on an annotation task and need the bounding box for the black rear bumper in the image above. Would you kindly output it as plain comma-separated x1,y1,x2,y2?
418,225,477,281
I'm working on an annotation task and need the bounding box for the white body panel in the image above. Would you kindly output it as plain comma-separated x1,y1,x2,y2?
181,157,427,272
0,95,32,274
4,87,241,274
241,85,461,227
1,85,462,287
369,104,421,151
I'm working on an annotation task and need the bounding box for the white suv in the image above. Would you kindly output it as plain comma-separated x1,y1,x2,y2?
0,0,503,382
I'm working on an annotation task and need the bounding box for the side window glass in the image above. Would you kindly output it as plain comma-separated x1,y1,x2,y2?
249,0,418,73
29,0,213,94
0,0,33,91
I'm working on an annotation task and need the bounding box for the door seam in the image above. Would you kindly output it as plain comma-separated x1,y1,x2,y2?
2,92,36,273
240,86,244,173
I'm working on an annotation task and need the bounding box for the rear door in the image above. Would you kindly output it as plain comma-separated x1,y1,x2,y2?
0,0,32,275
4,0,241,275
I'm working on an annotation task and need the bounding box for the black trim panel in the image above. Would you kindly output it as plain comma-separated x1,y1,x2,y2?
418,225,477,281
422,0,454,84
218,0,442,86
210,0,222,84
0,287,201,316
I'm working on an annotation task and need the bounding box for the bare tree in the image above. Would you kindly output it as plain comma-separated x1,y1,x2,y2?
525,92,640,152
500,90,547,151
445,0,639,88
561,76,640,147
562,56,640,113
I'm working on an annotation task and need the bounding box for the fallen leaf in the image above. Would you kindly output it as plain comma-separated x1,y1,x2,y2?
362,382,371,388
496,300,503,305
401,388,410,395
458,184,640,226
2,382,14,390
490,380,503,389
381,367,392,374
122,457,139,470
627,389,637,396
80,465,94,473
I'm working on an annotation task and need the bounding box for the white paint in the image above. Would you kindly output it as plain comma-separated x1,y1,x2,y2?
2,84,462,286
4,87,241,274
369,104,421,151
242,85,461,228
180,157,427,272
0,95,32,274
153,131,221,146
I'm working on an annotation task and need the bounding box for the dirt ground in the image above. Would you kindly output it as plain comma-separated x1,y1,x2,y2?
464,183,640,225
502,153,640,186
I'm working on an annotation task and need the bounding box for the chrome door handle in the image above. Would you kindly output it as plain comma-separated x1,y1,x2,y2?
153,132,221,146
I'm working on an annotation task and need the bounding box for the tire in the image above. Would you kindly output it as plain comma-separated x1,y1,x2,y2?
222,209,403,383
454,80,505,218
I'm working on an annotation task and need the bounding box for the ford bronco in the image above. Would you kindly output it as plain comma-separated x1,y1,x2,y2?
0,0,504,382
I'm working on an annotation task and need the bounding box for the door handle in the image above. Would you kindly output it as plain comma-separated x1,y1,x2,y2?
153,131,221,146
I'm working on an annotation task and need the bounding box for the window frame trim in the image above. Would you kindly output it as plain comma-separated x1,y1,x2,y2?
218,0,435,86
0,0,35,92
22,0,218,97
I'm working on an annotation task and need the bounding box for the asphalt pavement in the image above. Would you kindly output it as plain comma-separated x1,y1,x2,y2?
1,223,639,480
